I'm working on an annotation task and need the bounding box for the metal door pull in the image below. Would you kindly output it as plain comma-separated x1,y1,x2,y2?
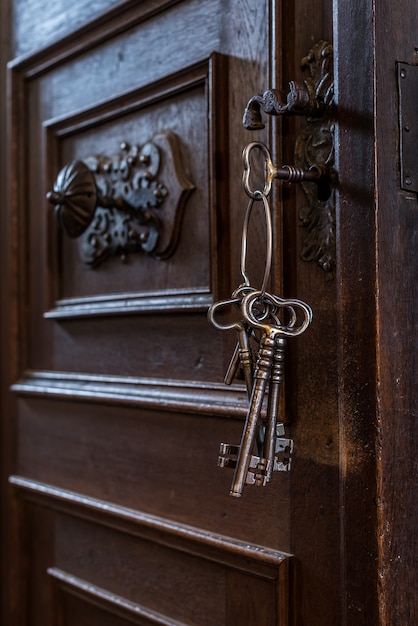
46,132,194,268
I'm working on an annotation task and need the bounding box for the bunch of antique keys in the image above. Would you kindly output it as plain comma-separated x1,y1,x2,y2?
208,142,313,497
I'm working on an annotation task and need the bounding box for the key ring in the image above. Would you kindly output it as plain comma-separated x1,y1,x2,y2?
242,290,313,337
240,190,272,298
207,286,273,332
242,142,276,199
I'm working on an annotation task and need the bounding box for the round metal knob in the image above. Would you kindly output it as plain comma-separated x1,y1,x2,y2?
46,161,97,238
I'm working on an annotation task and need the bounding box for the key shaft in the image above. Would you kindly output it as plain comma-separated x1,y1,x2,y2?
264,336,286,482
230,334,275,497
223,323,254,394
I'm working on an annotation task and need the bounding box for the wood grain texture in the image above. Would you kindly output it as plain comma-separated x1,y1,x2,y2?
11,478,289,625
8,23,230,376
11,0,184,60
11,370,251,417
373,4,418,625
3,0,417,624
334,2,379,622
13,397,291,548
226,571,277,626
2,2,282,624
49,567,187,626
279,3,342,624
51,521,227,626
10,475,289,576
37,54,228,315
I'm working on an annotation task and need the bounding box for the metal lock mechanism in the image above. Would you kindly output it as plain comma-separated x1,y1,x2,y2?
243,40,336,277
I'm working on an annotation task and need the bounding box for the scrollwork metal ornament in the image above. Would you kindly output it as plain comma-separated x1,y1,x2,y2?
243,40,336,278
47,132,194,268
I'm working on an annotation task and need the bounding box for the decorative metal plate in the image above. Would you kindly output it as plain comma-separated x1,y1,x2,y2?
398,62,418,194
48,132,195,268
243,40,336,278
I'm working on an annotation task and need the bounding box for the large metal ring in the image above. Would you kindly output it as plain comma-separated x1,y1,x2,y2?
240,192,272,297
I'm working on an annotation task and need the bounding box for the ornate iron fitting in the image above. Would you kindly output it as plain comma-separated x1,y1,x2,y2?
47,132,195,268
242,40,336,278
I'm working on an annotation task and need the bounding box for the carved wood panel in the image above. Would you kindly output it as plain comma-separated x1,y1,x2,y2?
2,0,417,624
3,2,291,626
42,56,228,317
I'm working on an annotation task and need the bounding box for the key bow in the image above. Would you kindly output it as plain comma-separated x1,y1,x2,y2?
242,290,313,337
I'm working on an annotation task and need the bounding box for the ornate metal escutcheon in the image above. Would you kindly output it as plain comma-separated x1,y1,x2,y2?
243,40,336,277
47,132,195,268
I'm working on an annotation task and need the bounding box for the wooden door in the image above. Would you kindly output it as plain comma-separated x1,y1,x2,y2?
0,2,416,626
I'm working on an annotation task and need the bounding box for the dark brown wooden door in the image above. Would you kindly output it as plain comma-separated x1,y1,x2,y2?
1,2,417,626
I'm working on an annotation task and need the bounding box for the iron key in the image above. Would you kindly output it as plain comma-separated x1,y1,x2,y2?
229,290,312,497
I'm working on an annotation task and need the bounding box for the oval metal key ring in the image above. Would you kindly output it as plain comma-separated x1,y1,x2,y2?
242,142,277,199
240,190,272,297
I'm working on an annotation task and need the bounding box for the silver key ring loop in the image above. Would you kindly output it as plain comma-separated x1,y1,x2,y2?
240,191,272,298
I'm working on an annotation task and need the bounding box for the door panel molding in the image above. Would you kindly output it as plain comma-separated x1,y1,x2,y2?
2,1,297,625
8,0,186,78
44,290,214,319
16,54,226,318
10,475,290,578
11,370,250,418
49,567,186,626
41,55,227,317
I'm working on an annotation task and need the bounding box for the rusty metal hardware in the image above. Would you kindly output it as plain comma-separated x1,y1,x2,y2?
47,132,194,268
243,141,329,200
243,41,333,129
398,62,418,194
243,40,336,277
208,181,312,497
213,289,312,498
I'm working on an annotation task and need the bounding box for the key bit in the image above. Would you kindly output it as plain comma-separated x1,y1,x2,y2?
273,437,294,471
218,443,270,490
276,422,285,436
245,455,271,487
218,443,240,468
